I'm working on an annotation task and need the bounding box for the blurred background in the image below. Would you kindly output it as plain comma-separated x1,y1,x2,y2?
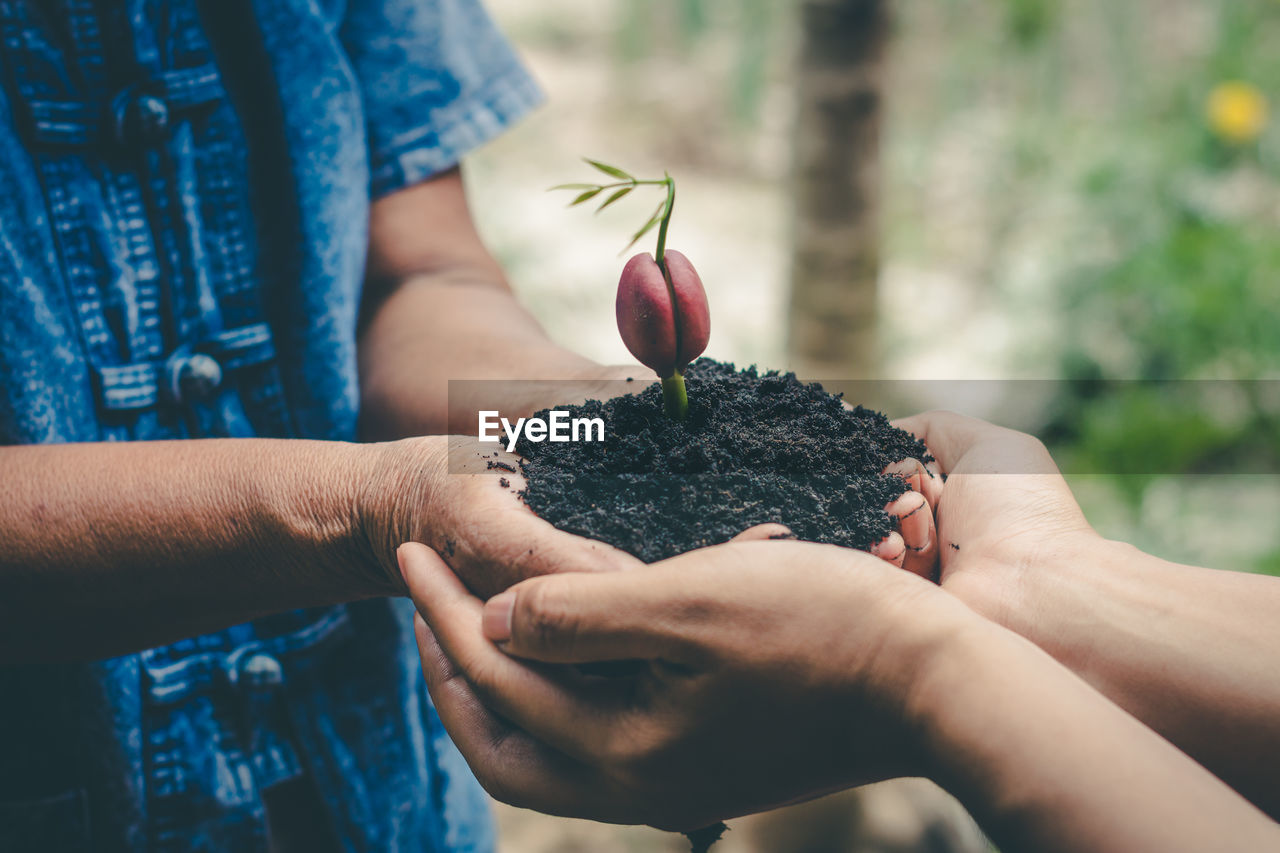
465,0,1280,849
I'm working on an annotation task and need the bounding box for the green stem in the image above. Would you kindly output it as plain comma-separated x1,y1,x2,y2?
558,167,687,419
653,176,688,420
654,174,676,267
661,371,689,420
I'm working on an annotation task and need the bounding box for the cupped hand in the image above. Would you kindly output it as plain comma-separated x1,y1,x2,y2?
880,456,941,577
839,398,942,576
400,538,978,831
361,436,642,598
891,411,1099,618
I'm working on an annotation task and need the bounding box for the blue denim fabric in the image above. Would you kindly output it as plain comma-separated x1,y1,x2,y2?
0,1,540,850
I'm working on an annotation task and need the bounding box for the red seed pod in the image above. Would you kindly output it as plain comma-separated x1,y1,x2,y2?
616,249,710,378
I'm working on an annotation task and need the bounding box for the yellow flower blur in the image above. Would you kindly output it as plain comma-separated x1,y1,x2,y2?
1207,81,1269,145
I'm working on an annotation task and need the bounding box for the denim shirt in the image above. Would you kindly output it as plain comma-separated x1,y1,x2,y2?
0,1,540,850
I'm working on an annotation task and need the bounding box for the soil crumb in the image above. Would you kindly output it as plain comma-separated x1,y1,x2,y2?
518,360,931,563
686,822,728,853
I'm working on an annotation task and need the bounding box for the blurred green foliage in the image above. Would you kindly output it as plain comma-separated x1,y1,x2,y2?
1033,2,1280,570
616,0,781,126
1258,548,1280,578
885,0,1279,571
1045,2,1280,505
1001,0,1059,47
543,0,1280,571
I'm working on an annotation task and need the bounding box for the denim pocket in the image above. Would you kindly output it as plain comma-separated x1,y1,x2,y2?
0,788,90,853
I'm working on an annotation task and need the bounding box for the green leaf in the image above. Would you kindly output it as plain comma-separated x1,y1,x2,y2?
585,159,634,181
549,183,600,192
596,186,633,212
570,188,604,206
622,212,662,254
650,198,669,227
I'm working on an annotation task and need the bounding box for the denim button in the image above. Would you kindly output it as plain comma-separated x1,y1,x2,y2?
237,653,284,690
112,90,170,147
166,353,223,403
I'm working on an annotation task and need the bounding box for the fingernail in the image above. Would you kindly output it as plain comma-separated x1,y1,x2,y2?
396,543,413,592
900,497,926,519
483,591,516,643
872,538,903,559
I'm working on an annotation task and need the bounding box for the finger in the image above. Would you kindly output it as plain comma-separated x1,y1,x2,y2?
482,568,701,664
506,515,645,579
886,491,936,579
882,458,924,496
885,456,944,515
869,531,906,568
477,475,646,575
442,480,646,599
448,441,526,475
400,542,620,760
730,523,795,543
919,458,944,510
493,539,908,667
413,612,610,817
438,439,646,592
884,456,944,512
894,411,1065,481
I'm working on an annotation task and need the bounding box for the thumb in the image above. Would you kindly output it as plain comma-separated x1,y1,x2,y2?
893,410,1047,474
482,569,697,665
891,410,997,473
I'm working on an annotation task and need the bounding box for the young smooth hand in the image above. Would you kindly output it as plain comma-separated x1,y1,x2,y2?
894,410,1280,817
890,410,1094,610
401,527,1280,853
400,537,971,831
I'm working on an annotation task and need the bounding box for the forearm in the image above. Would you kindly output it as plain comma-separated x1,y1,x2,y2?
964,537,1280,815
358,167,640,439
358,274,630,438
915,622,1280,852
0,439,392,662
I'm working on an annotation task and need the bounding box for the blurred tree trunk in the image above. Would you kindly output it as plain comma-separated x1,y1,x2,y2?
787,0,890,378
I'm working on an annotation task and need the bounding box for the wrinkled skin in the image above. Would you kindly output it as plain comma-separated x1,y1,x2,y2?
360,437,643,598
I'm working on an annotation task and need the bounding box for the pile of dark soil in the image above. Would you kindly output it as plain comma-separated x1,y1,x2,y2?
516,360,930,562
